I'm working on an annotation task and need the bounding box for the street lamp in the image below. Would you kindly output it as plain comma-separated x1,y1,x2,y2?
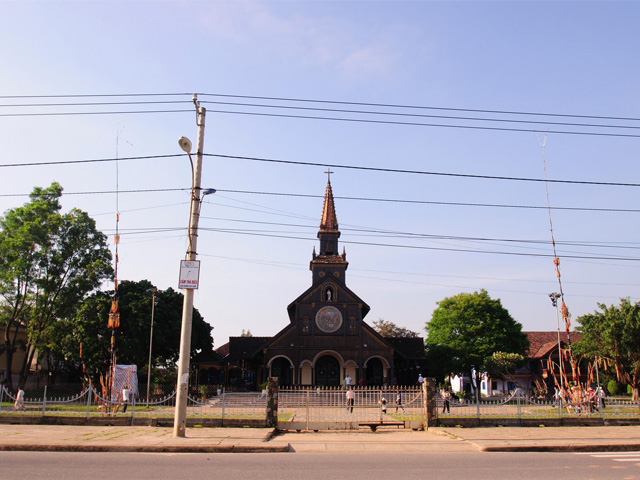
174,96,207,437
146,288,157,407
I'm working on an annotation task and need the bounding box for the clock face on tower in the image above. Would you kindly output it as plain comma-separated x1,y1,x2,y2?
315,306,343,333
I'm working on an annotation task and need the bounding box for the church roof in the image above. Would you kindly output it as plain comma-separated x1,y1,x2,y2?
224,336,272,360
524,331,581,359
319,178,339,233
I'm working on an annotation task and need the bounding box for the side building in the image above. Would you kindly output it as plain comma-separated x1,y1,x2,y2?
193,175,425,389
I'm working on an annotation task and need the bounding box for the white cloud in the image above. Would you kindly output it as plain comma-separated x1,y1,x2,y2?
195,1,401,80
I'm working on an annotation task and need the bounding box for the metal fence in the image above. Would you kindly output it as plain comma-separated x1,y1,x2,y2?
436,389,640,421
0,384,266,421
3,383,639,425
277,386,426,430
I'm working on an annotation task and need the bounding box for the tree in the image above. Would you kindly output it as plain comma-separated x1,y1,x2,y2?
575,298,640,401
240,329,253,337
45,280,213,386
0,183,112,388
372,318,419,338
484,352,526,388
425,290,529,400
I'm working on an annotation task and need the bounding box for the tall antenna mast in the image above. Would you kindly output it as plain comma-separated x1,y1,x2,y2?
541,137,577,384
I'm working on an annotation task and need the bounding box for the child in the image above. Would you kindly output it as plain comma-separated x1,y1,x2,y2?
381,396,387,414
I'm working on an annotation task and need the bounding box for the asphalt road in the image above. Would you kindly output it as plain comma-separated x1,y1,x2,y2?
3,451,639,479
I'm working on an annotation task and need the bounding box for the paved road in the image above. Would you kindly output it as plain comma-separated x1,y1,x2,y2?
2,451,639,480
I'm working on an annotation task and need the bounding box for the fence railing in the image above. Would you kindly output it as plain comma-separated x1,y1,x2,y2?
0,384,265,421
436,389,640,421
3,383,639,424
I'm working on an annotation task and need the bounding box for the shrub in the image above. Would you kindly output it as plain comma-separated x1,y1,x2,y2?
607,379,620,396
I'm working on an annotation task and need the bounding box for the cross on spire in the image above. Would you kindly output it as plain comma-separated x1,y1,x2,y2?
325,169,334,182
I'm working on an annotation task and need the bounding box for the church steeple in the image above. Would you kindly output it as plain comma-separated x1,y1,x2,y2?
310,171,348,281
319,170,339,235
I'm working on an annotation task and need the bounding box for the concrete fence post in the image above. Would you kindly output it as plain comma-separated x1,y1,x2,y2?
86,387,93,419
266,377,279,428
41,385,48,417
424,377,438,429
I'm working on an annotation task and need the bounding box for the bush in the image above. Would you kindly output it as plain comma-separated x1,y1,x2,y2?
607,379,621,396
627,384,633,395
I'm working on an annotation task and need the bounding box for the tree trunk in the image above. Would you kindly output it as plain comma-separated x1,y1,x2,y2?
3,321,20,390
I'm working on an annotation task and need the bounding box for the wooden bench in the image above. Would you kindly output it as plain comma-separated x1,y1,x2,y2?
359,421,405,432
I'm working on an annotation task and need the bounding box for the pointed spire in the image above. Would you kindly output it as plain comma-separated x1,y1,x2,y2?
319,170,339,233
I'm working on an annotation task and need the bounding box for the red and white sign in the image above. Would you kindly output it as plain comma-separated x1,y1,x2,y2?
179,260,200,289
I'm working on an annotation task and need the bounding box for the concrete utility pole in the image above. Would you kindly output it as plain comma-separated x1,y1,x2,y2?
174,95,206,437
146,288,157,407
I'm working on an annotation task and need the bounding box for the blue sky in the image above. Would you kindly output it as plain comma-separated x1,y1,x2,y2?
1,1,639,348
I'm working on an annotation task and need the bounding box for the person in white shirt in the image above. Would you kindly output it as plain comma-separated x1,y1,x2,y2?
14,387,25,411
346,388,355,413
122,385,130,413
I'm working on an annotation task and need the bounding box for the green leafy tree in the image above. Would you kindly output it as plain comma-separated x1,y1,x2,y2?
0,184,112,388
575,298,640,401
372,318,419,338
484,351,526,388
425,289,529,400
45,280,213,386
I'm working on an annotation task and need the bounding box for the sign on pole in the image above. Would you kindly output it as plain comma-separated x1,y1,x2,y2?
178,260,200,289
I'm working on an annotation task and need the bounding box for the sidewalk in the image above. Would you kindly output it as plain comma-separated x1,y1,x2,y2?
0,424,638,453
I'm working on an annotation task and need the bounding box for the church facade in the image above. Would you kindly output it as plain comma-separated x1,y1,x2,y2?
194,176,425,389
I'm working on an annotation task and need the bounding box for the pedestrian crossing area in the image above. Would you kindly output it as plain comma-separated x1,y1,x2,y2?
576,451,640,466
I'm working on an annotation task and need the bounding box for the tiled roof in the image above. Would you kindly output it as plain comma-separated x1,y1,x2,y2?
227,336,272,360
215,342,230,357
524,331,582,359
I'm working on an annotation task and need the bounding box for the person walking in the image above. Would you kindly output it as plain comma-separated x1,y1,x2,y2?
441,388,450,414
121,384,130,413
346,387,355,414
380,395,387,414
395,390,405,413
14,387,26,411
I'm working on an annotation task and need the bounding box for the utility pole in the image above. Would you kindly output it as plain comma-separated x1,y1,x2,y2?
146,288,157,407
174,95,206,437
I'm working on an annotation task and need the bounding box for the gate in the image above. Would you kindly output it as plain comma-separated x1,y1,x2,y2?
277,386,427,431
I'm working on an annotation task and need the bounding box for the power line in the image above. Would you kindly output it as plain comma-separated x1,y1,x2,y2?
0,93,190,99
207,154,640,187
3,92,640,123
2,183,635,214
199,99,640,132
2,151,638,188
197,215,640,251
202,108,640,138
213,189,640,213
199,92,640,124
0,187,189,197
197,227,640,262
0,154,184,169
0,109,191,117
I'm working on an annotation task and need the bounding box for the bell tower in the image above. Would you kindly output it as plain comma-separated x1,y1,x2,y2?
310,170,348,284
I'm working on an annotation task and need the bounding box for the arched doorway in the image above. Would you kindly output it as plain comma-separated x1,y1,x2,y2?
270,357,293,386
315,355,340,386
366,358,384,386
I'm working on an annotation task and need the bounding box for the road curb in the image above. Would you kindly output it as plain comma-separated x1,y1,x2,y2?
475,443,640,453
0,444,291,453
